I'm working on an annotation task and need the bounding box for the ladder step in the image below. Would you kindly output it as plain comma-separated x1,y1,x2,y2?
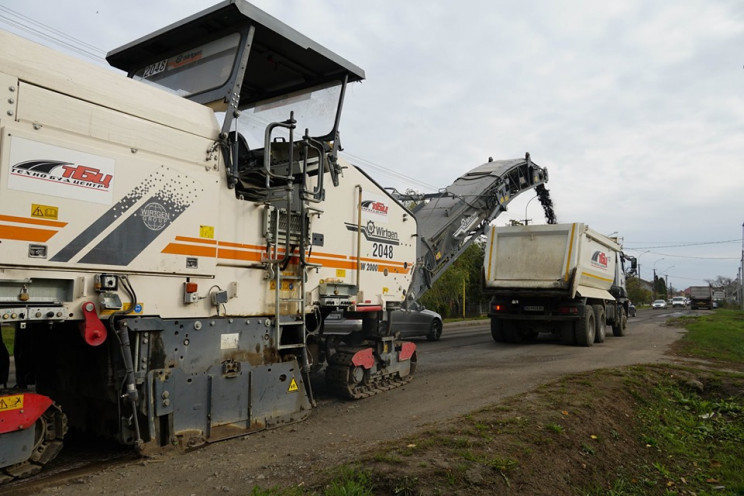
277,320,304,327
278,343,305,350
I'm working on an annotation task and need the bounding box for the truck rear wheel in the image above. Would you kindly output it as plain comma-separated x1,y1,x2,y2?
560,323,576,345
612,307,627,336
576,308,595,347
592,305,606,343
502,321,523,343
490,318,505,342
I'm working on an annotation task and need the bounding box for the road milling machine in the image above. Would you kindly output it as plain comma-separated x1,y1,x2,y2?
0,0,549,480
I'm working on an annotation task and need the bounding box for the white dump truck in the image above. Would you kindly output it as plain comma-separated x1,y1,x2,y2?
689,286,714,310
483,223,635,346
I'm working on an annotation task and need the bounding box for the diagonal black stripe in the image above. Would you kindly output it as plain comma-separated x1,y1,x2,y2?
79,196,186,266
50,185,143,262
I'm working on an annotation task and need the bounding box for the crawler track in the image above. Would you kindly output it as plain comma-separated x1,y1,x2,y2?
0,400,67,486
325,350,417,400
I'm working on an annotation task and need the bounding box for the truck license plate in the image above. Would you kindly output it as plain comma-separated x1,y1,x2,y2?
523,305,544,312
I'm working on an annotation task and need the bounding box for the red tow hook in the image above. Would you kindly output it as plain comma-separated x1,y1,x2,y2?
79,301,107,346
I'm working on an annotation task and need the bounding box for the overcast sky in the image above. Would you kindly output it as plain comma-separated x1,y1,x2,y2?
2,0,743,293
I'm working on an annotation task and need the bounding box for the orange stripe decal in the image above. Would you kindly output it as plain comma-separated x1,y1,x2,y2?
217,247,263,262
175,235,217,245
0,214,67,228
161,243,217,257
0,225,58,242
357,256,406,267
311,251,349,260
218,240,265,250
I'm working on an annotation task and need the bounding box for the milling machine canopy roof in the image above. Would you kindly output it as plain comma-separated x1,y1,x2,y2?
106,0,365,110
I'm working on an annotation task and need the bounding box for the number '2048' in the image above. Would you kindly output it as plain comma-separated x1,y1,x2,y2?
372,243,393,259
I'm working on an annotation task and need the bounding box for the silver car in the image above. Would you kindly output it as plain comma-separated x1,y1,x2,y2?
324,305,444,341
651,299,667,310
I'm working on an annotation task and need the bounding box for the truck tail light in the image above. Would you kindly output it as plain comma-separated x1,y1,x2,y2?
492,304,504,312
558,306,578,315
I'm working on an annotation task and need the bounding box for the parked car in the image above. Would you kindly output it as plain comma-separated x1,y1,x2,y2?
652,299,667,310
671,296,686,308
324,304,444,341
628,302,637,317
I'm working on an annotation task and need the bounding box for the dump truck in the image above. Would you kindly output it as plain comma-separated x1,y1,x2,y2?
0,0,551,481
689,286,713,310
483,223,634,345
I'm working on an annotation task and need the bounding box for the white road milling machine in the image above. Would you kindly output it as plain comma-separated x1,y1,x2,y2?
0,1,550,480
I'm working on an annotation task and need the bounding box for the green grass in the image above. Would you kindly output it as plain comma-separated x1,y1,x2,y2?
631,375,744,495
672,309,744,364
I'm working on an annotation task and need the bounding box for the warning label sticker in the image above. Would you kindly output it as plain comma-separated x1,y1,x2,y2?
200,225,214,239
288,378,299,392
0,394,24,412
31,203,59,220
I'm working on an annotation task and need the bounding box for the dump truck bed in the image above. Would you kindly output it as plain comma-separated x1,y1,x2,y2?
484,223,621,300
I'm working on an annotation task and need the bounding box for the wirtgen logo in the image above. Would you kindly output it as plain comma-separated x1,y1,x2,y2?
591,250,608,269
11,160,113,191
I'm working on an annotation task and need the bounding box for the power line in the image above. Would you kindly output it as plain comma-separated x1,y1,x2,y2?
625,239,739,250
0,6,105,63
342,151,439,192
646,251,739,260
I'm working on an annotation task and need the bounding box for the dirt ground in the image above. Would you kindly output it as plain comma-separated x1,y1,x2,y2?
9,310,700,495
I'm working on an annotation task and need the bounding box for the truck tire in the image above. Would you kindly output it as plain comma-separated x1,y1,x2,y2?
576,308,595,347
592,305,606,343
491,318,505,343
560,323,576,345
502,321,523,343
612,307,627,337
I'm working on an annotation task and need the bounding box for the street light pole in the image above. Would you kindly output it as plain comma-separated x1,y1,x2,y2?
659,265,675,298
523,194,538,225
636,250,650,285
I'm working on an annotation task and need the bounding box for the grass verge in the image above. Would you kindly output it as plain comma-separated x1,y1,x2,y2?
669,309,744,367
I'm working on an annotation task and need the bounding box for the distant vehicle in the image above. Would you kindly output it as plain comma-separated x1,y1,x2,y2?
652,300,667,310
325,305,444,341
671,297,686,308
689,286,713,310
628,302,637,317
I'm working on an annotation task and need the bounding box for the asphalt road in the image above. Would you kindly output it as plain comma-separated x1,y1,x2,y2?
13,306,698,496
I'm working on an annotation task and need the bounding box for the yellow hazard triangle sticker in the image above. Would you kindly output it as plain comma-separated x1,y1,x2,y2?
288,378,299,392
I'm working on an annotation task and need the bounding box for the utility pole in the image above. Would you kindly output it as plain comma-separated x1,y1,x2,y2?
740,222,743,310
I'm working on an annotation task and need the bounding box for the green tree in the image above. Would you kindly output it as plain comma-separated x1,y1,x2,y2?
420,241,486,318
653,276,667,301
626,276,651,305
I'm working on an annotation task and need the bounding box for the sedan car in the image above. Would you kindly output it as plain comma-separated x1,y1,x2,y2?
324,304,444,341
651,299,667,310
